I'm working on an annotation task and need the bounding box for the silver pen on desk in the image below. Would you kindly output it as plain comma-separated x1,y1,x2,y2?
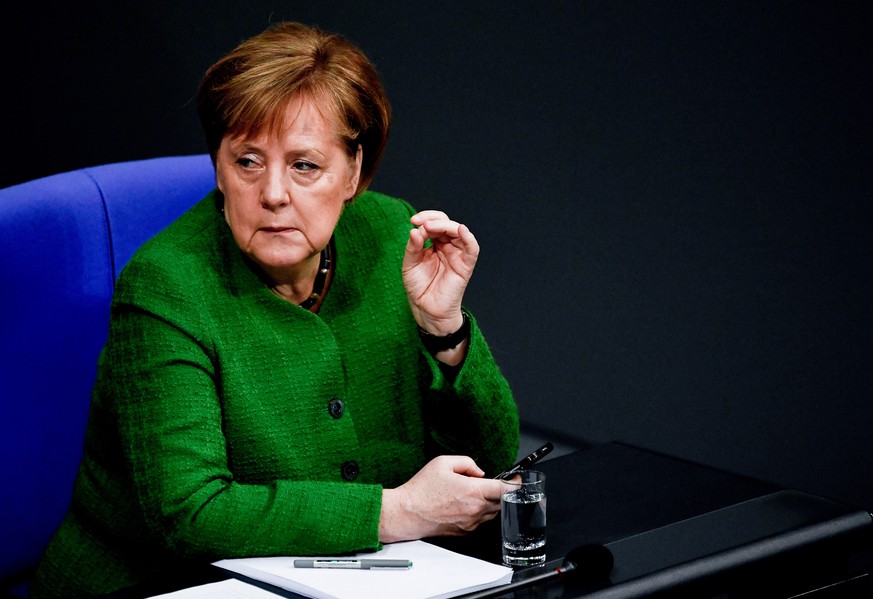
293,558,413,570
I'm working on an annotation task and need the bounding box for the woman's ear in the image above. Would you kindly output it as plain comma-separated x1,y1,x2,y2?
348,144,363,198
215,161,225,194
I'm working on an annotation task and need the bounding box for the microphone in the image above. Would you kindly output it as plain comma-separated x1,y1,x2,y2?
457,544,614,598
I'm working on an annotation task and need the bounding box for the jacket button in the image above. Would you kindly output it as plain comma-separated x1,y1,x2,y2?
341,460,359,481
328,398,345,419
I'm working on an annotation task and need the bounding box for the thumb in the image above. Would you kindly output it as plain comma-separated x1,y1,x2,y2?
479,478,508,502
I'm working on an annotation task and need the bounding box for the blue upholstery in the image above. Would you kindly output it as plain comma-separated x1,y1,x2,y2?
0,155,215,593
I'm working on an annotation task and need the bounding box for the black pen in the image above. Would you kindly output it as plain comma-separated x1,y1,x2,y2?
293,558,412,570
494,441,554,480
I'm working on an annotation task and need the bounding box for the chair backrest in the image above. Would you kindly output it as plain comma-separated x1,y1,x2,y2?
0,155,215,590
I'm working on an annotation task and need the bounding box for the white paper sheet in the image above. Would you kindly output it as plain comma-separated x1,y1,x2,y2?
213,540,513,599
147,577,283,598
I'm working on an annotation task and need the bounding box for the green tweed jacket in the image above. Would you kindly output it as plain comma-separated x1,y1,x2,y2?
31,190,519,598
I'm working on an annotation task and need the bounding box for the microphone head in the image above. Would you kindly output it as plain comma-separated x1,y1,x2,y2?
562,544,614,585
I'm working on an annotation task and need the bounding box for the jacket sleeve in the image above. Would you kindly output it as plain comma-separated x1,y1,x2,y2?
420,311,521,477
389,195,520,476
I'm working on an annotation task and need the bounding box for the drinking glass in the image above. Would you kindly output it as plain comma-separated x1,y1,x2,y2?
500,469,546,566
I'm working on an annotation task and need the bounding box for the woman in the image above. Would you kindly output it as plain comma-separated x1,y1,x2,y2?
32,21,519,598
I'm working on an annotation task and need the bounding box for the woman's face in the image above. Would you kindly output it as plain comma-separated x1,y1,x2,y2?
215,96,361,283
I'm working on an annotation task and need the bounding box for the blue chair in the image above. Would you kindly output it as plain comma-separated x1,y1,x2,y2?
0,155,215,596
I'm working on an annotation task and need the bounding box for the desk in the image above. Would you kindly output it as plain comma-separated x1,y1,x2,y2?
496,442,872,597
111,442,873,598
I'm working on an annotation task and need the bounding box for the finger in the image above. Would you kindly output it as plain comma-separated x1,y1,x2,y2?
421,221,479,255
457,224,480,257
458,521,479,533
419,219,462,240
410,210,449,226
405,226,428,253
480,513,498,525
480,507,501,523
468,503,501,530
444,455,485,478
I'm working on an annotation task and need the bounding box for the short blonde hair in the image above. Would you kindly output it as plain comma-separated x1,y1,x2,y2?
196,21,391,196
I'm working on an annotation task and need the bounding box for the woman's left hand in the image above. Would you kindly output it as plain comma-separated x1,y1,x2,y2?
402,210,479,335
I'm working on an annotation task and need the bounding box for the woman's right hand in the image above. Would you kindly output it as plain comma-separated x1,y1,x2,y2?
379,455,505,543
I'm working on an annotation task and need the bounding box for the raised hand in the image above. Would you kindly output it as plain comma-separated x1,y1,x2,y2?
402,210,479,336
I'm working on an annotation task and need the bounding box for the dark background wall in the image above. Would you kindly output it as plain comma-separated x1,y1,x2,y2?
3,2,871,509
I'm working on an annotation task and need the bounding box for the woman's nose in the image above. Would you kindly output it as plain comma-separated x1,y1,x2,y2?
260,167,291,210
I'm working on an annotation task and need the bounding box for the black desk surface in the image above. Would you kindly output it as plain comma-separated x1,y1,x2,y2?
111,442,873,598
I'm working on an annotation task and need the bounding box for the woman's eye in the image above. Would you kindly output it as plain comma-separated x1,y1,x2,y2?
236,157,259,169
293,161,318,172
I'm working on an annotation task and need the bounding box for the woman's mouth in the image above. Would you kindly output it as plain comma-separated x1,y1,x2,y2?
261,226,295,233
